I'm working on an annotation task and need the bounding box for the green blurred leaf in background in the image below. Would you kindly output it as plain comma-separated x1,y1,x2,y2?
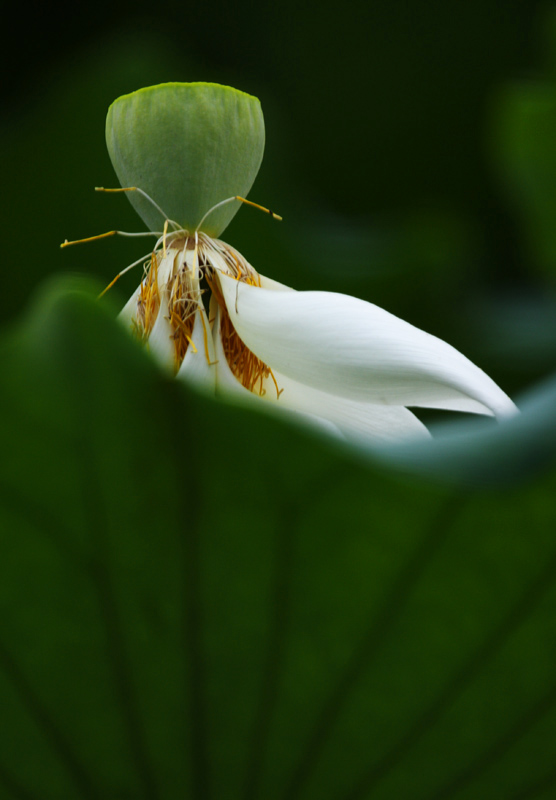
0,278,555,799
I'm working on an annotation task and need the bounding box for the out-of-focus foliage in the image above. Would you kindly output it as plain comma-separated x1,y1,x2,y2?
0,280,555,799
494,7,556,284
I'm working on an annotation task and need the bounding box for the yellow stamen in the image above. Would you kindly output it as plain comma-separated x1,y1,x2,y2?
98,272,121,299
196,196,282,232
269,370,284,399
95,186,137,193
219,309,281,397
132,252,160,340
206,267,281,400
236,196,283,222
61,231,118,248
97,251,152,298
95,186,180,232
199,307,218,366
166,256,199,368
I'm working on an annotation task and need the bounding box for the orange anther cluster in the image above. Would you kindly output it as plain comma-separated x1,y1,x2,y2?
219,308,275,396
205,253,282,400
134,252,160,340
167,258,198,368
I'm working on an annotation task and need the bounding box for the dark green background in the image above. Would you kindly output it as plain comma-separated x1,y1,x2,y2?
2,2,556,798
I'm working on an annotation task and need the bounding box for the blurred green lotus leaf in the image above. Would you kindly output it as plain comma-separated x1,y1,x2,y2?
373,374,556,485
105,82,265,236
1,279,556,798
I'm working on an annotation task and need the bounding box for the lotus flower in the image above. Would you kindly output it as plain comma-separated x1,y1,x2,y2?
65,82,517,443
119,228,516,444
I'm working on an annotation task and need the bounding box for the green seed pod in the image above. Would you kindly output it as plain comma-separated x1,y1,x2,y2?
106,82,265,237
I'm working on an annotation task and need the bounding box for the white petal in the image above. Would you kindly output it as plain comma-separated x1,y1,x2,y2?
120,282,176,370
271,371,430,444
259,274,294,292
119,285,141,326
177,308,217,392
212,309,345,439
218,274,517,418
148,300,175,369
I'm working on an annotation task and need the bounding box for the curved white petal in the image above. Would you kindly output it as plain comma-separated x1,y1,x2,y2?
218,274,517,419
119,285,141,326
212,309,344,439
148,300,175,369
259,274,294,292
177,307,217,392
271,371,430,444
212,310,427,444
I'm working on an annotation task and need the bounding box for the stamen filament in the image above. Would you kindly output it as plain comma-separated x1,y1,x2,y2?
199,307,218,365
196,195,282,232
132,252,160,339
194,231,199,277
207,265,281,400
236,196,282,221
98,252,151,297
61,230,162,248
95,186,181,231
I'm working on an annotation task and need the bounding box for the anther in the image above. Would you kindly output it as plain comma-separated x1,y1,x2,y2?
95,186,181,231
235,196,283,221
195,195,283,232
61,230,161,248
